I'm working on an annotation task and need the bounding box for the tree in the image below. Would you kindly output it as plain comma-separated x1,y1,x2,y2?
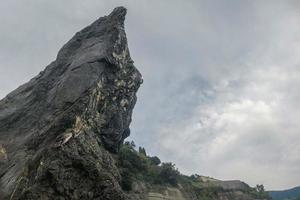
149,156,161,166
119,144,139,169
256,184,265,193
120,168,133,191
190,174,200,181
253,184,271,199
138,147,147,156
119,143,148,171
160,162,180,186
124,141,136,149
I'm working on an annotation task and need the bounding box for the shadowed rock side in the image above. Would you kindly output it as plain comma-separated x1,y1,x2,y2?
0,7,142,199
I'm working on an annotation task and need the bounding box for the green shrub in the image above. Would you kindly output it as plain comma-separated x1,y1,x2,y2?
118,142,179,188
160,162,180,186
119,143,147,171
138,147,147,156
146,165,162,184
120,168,133,191
149,156,161,166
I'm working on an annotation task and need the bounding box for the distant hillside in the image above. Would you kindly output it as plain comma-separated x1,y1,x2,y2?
269,186,300,200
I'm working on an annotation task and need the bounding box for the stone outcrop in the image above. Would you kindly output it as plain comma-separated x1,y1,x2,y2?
0,7,142,199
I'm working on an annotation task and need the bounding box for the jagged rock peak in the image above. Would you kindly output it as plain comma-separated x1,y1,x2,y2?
57,6,132,69
108,6,127,23
0,7,142,199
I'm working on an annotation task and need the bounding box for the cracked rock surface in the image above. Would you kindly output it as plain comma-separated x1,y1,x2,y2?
0,7,142,200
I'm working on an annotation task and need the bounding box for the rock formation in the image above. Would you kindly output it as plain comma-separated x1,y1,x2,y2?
0,6,270,200
0,7,142,199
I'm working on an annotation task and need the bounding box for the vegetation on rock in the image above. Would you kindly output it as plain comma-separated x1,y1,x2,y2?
118,141,180,190
117,141,271,199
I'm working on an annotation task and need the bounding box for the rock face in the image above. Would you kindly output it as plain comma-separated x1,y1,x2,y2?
0,7,142,199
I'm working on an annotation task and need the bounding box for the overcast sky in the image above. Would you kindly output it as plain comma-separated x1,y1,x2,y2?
1,0,300,190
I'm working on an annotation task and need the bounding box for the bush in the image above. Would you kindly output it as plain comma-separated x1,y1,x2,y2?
245,185,270,199
120,168,133,191
118,142,180,188
160,162,180,186
119,142,148,171
149,156,161,166
190,174,200,181
146,165,162,184
138,147,147,156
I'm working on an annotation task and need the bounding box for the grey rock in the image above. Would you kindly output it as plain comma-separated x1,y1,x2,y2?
0,6,142,199
215,180,250,190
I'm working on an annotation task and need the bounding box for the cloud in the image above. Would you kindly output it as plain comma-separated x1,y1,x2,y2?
153,51,300,190
0,0,299,190
131,1,300,190
156,63,300,189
